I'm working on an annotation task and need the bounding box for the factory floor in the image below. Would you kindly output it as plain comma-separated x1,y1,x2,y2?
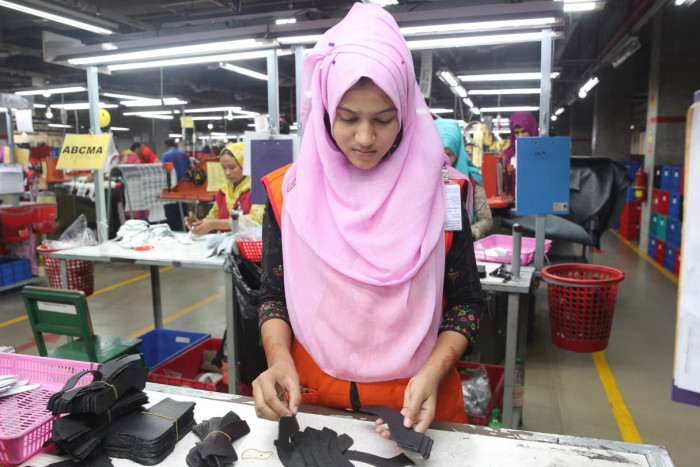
0,231,697,466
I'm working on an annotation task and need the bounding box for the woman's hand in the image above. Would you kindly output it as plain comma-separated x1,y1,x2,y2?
189,218,213,235
184,211,198,231
252,358,301,421
375,368,440,439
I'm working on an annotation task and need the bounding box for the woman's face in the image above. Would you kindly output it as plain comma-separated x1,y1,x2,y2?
333,81,400,170
221,153,244,184
513,126,531,138
444,147,457,166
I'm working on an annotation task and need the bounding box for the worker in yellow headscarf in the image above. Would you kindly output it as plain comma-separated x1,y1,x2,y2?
184,142,264,234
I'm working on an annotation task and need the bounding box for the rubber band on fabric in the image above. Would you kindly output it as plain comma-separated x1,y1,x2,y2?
106,409,112,424
203,430,232,442
141,412,179,441
91,381,118,400
241,448,273,460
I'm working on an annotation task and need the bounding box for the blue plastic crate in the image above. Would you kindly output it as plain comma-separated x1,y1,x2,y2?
661,165,682,193
0,257,31,287
648,236,657,258
667,218,682,246
136,329,210,370
669,193,682,220
656,215,667,242
625,185,636,202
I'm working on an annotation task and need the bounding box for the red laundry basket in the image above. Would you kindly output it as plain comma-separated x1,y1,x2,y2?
0,207,32,242
541,264,625,353
36,244,95,296
236,239,262,264
30,203,57,234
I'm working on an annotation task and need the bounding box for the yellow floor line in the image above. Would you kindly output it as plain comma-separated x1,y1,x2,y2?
0,266,175,329
592,351,643,443
127,290,225,339
610,229,678,285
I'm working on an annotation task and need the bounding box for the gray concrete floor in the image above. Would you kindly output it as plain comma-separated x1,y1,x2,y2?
0,231,697,466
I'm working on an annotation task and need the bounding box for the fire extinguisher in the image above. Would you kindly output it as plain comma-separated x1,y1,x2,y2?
634,167,647,202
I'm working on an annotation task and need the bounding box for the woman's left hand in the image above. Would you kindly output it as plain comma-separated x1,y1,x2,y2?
375,369,440,438
189,218,212,235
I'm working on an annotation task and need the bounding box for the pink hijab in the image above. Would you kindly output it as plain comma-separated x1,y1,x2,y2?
280,3,447,382
503,111,539,166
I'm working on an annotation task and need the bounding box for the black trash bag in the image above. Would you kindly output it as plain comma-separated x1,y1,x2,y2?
216,253,267,386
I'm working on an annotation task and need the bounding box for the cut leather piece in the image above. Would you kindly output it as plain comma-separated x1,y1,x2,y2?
359,405,434,459
186,411,251,467
345,450,416,467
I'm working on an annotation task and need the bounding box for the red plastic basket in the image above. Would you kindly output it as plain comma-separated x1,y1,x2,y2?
541,264,625,353
148,338,227,393
0,207,32,242
0,353,97,465
37,244,95,296
236,239,262,264
457,361,504,426
30,203,57,234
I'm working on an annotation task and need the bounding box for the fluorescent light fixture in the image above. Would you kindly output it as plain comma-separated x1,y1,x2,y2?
363,0,398,6
45,109,53,119
277,34,323,45
128,114,174,120
471,108,481,115
480,106,539,112
120,98,188,107
459,72,560,82
229,114,257,119
578,76,599,98
192,116,224,120
16,86,86,96
50,102,117,110
551,115,558,121
564,2,597,12
69,39,266,65
407,32,550,50
33,104,46,109
275,18,296,25
48,123,72,128
555,107,565,116
107,49,291,71
169,133,183,138
219,62,268,81
430,108,453,114
102,43,118,51
109,127,130,131
289,124,298,130
400,17,559,36
453,86,468,98
0,1,113,35
185,106,241,113
437,70,460,88
102,92,152,100
467,88,541,95
123,110,172,116
463,98,475,108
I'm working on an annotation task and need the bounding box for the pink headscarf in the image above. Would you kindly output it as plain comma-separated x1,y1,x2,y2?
280,3,447,382
503,111,539,166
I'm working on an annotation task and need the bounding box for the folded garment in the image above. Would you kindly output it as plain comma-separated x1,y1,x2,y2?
47,355,148,415
186,411,250,467
102,397,196,465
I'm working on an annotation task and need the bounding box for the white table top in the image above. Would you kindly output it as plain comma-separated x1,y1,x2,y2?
477,261,535,294
46,233,225,270
20,384,673,467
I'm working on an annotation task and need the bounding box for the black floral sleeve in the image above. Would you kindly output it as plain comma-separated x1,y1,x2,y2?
258,198,290,327
441,203,484,351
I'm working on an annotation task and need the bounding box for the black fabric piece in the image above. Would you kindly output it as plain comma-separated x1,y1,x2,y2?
186,411,251,467
274,416,300,466
46,389,148,462
349,381,361,411
345,450,416,467
46,449,114,467
47,354,147,415
102,397,196,465
360,405,433,459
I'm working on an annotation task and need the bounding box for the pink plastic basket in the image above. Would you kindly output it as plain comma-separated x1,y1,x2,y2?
473,234,552,266
0,353,98,465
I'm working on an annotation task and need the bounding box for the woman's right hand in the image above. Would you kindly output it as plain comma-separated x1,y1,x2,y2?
252,357,301,420
183,211,198,231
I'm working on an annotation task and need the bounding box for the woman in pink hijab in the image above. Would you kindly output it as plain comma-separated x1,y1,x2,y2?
254,3,483,432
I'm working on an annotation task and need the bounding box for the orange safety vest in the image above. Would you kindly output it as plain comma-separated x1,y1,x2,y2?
261,164,468,424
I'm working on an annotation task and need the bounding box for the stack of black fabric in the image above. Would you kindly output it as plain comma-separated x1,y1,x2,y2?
102,397,196,465
186,411,250,466
47,390,149,462
47,355,148,415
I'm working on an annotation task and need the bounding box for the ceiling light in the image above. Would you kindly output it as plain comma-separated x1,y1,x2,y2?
226,111,234,121
437,70,460,88
400,17,560,36
430,108,453,114
169,133,182,138
551,115,558,121
109,127,130,131
674,0,696,5
555,107,565,116
564,2,597,12
0,1,113,35
453,86,468,98
463,98,475,108
15,86,86,96
207,123,214,130
33,104,46,109
123,110,172,116
102,92,152,100
45,109,53,119
578,76,599,98
192,116,224,120
107,49,290,71
362,0,398,6
471,108,481,115
120,98,188,107
48,124,72,128
277,34,323,45
21,132,27,137
185,106,241,113
467,88,541,95
459,72,560,82
275,18,296,25
480,106,539,112
407,32,553,50
50,102,117,110
219,62,268,81
129,114,174,120
69,39,268,65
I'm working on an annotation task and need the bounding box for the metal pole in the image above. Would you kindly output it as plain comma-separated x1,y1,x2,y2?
294,45,305,136
4,111,19,206
150,265,163,329
267,49,280,134
87,66,108,242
